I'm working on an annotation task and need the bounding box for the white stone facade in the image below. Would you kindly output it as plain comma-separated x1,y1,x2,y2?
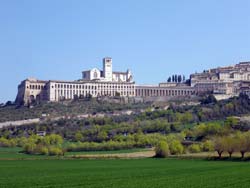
16,58,135,105
135,85,195,97
82,57,133,82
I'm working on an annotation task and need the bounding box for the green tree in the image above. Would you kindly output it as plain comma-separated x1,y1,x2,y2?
155,141,170,158
236,132,250,158
188,144,201,153
214,137,226,158
169,140,184,155
225,116,239,128
224,136,237,158
202,140,214,152
75,131,83,142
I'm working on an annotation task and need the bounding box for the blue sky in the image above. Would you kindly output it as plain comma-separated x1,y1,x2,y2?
0,0,250,103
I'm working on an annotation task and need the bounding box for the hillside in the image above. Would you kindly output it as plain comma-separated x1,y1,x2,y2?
0,98,151,123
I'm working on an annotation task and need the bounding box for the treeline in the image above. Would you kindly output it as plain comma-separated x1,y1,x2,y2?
0,134,64,156
214,132,250,158
167,74,186,83
0,99,150,122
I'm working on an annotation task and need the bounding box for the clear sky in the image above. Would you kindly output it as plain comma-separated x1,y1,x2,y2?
0,0,250,103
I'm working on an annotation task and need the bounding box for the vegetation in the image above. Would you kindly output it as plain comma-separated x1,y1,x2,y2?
155,141,170,157
1,94,250,159
1,159,250,188
213,132,250,158
0,99,150,122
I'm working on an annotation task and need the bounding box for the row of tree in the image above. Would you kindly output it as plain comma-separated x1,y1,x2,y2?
0,134,64,156
214,132,250,158
167,75,186,83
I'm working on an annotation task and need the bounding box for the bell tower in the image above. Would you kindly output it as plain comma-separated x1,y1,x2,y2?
103,57,113,81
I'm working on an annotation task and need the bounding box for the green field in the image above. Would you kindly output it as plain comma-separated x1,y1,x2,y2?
1,158,250,188
0,147,150,159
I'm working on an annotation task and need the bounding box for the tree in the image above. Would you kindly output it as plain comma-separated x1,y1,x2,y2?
169,140,184,155
225,117,240,130
200,94,217,105
0,137,11,147
48,146,63,156
177,75,182,83
75,131,83,142
236,132,250,158
202,140,214,152
155,141,170,158
214,137,226,158
42,134,63,146
23,142,36,154
180,112,193,124
224,136,237,158
174,75,178,83
188,144,201,153
96,131,108,142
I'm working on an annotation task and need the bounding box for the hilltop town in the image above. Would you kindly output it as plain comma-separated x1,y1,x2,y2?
15,58,250,106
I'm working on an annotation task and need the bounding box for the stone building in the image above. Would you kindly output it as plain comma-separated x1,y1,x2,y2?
82,57,133,82
190,62,250,97
135,84,195,97
15,57,135,105
15,59,250,105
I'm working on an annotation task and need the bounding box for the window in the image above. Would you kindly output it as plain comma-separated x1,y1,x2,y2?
94,71,98,78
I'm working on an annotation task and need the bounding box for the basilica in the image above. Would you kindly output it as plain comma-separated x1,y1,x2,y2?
15,57,136,105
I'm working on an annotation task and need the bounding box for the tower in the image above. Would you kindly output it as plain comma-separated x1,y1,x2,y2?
103,57,113,81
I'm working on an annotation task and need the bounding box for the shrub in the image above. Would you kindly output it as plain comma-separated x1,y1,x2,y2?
40,147,49,155
202,140,214,152
75,131,83,142
155,141,170,158
16,137,28,147
42,134,63,146
48,147,63,156
169,140,184,155
23,143,36,154
35,145,49,155
0,137,11,147
188,144,201,153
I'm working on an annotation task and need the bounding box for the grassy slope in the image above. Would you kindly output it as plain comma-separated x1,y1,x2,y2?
0,158,250,188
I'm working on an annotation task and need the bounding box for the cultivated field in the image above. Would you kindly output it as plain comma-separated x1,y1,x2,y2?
1,158,250,188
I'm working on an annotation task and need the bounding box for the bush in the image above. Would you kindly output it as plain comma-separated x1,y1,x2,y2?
169,140,184,155
202,140,214,152
23,143,36,154
155,141,170,158
42,134,63,146
35,145,49,155
17,137,28,147
188,144,201,153
0,137,11,147
48,147,63,156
